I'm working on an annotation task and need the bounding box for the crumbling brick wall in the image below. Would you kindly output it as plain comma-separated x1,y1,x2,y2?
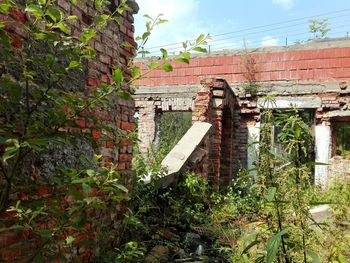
0,0,138,261
135,39,350,187
1,0,138,173
62,0,137,171
134,89,196,153
231,96,259,174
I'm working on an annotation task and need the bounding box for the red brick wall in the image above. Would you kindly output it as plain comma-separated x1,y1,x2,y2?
63,0,137,170
135,44,350,86
0,1,137,172
0,1,138,261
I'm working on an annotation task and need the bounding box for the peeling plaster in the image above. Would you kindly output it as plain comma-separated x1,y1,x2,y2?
247,122,260,174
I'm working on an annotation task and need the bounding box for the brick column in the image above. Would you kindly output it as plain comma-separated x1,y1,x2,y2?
136,101,158,153
192,78,234,188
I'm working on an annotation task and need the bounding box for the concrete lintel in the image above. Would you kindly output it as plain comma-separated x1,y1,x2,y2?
231,82,348,97
157,122,212,188
134,85,200,95
323,110,350,118
257,96,321,109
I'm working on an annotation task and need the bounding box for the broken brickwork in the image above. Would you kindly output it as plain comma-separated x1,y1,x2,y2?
191,78,235,186
134,86,198,153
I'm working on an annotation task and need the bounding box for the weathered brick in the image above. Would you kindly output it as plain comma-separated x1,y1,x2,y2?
57,0,70,11
94,41,105,52
87,78,100,87
121,121,134,131
119,154,132,162
9,8,27,24
91,130,100,139
99,54,111,64
9,33,23,48
0,247,22,261
118,162,126,170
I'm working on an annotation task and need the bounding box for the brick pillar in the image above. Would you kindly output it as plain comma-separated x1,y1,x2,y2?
192,78,234,188
136,101,158,153
231,95,259,175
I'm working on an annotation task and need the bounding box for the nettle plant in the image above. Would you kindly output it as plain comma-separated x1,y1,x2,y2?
0,0,208,261
239,99,324,263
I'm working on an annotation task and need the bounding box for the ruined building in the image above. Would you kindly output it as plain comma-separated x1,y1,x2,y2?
134,39,350,188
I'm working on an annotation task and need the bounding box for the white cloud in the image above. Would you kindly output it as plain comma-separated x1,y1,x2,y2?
261,36,280,47
134,1,242,55
135,0,198,21
135,0,202,54
272,0,296,10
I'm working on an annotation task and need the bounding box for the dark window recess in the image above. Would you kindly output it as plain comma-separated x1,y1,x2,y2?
335,123,350,157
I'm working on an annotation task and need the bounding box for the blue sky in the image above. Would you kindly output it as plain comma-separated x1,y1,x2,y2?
134,0,350,56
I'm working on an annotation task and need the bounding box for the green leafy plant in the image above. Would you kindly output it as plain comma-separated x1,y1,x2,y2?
308,18,330,39
249,100,318,263
115,241,147,262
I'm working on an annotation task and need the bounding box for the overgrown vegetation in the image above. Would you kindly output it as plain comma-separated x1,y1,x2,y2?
0,0,349,262
295,18,331,44
132,111,192,181
129,97,349,262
